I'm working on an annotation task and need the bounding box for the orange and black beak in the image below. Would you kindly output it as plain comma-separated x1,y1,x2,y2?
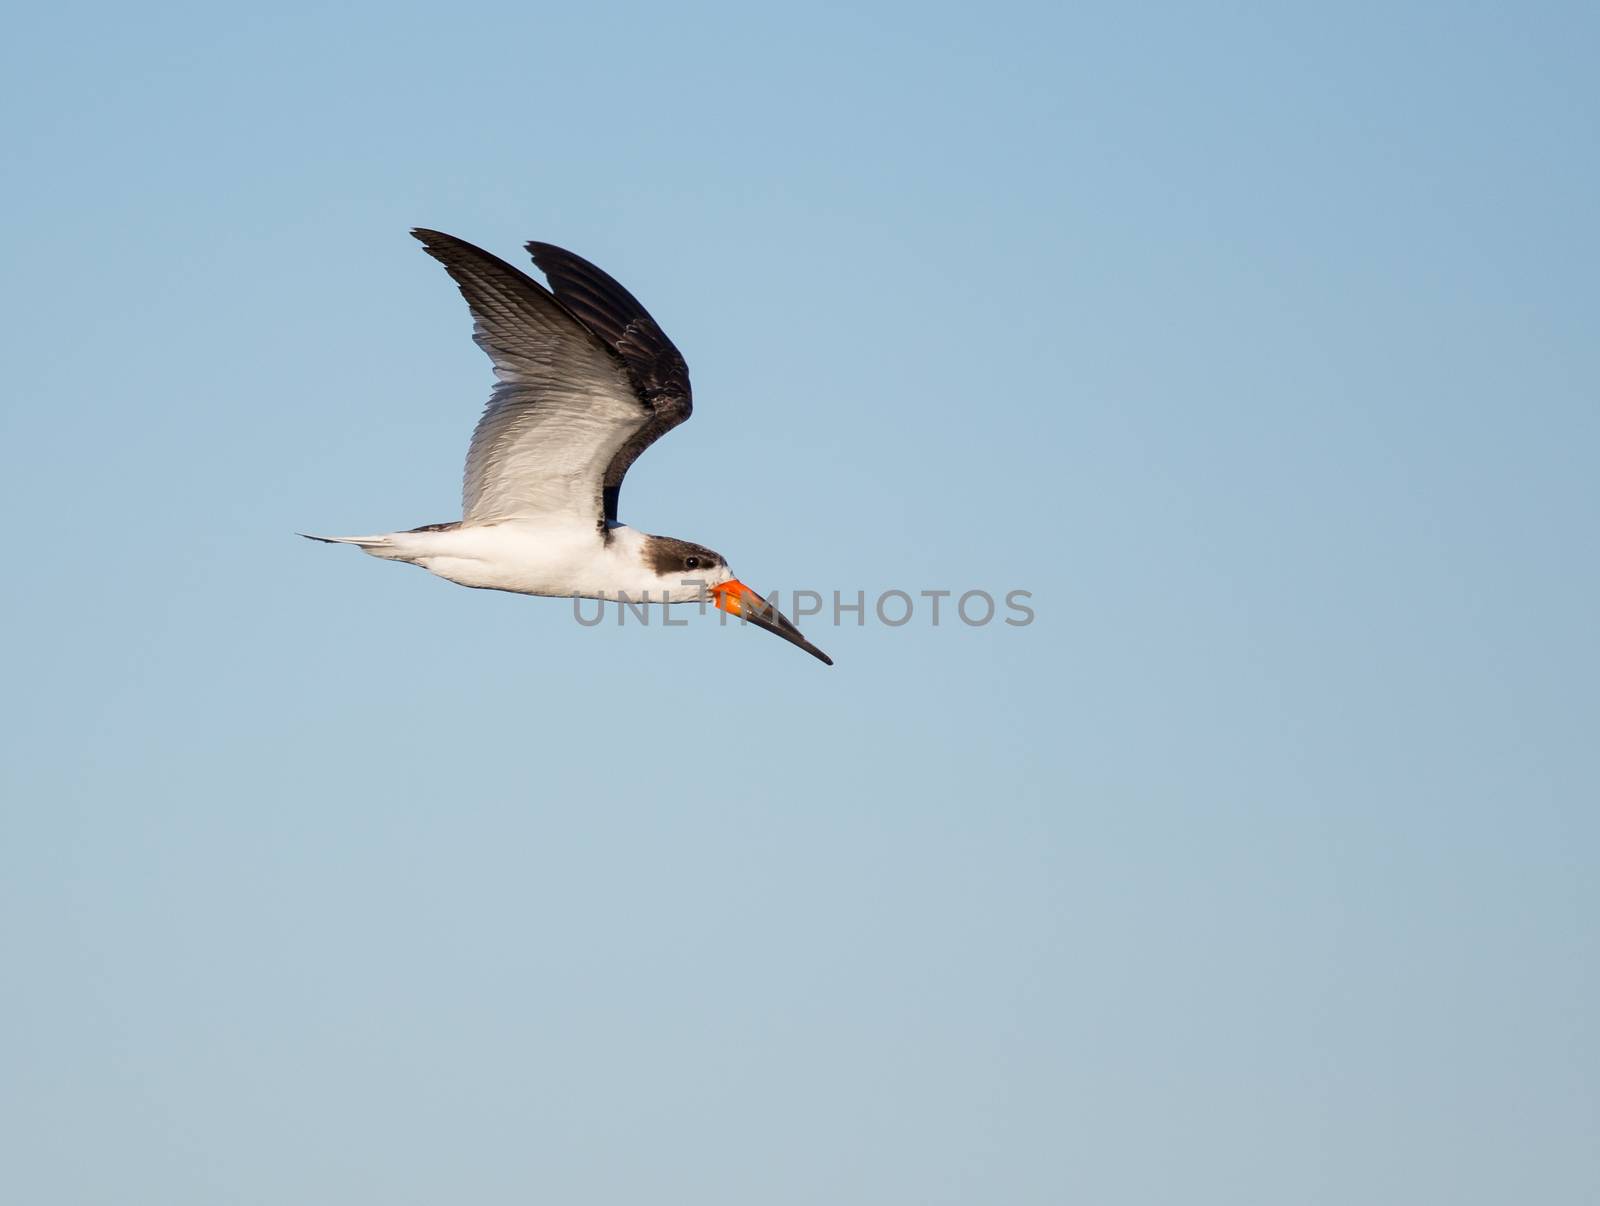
709,580,834,666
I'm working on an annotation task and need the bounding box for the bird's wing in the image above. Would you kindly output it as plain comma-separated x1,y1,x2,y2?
412,229,658,526
526,241,693,525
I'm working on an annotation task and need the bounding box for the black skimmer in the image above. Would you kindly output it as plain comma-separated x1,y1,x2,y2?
304,229,833,666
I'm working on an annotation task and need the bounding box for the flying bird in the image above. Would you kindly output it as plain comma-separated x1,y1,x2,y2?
303,230,832,665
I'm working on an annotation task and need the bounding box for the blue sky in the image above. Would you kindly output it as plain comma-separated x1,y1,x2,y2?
2,2,1596,1203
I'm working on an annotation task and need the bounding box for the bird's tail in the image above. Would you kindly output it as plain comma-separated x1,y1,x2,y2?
298,532,394,549
297,531,417,563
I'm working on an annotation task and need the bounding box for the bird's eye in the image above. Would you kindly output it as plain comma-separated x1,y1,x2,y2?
685,556,700,569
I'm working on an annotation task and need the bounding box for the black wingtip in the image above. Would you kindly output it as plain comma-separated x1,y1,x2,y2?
411,228,489,260
411,227,467,254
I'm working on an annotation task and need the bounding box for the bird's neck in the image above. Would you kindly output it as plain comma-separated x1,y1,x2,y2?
595,525,665,600
600,525,704,603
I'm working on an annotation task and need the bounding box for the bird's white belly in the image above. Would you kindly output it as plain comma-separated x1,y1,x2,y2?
393,520,637,598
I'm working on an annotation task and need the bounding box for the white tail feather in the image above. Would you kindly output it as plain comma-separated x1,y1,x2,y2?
298,532,393,547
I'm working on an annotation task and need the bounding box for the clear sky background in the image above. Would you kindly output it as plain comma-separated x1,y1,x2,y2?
2,2,1596,1203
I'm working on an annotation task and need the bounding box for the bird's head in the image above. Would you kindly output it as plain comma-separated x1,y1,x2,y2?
639,533,833,665
641,535,735,601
